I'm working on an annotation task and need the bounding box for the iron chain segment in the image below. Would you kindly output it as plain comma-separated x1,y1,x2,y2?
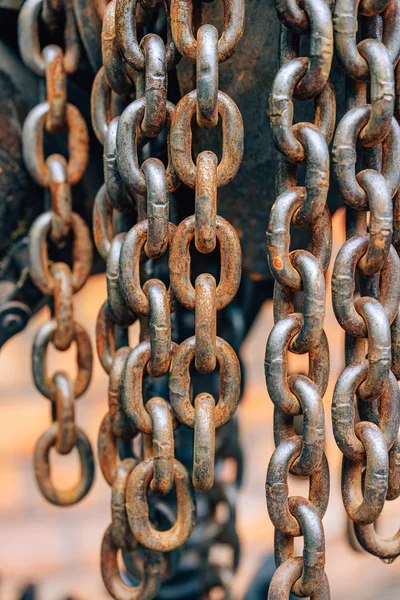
18,0,95,506
331,0,400,562
265,0,333,596
92,0,245,597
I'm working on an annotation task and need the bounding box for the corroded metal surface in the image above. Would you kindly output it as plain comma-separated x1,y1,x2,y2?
90,1,245,598
265,0,333,596
17,0,95,505
331,0,400,563
4,0,400,597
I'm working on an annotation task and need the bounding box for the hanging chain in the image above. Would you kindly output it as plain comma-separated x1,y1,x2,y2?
265,0,334,596
93,1,178,597
18,0,95,506
92,0,245,597
331,0,400,562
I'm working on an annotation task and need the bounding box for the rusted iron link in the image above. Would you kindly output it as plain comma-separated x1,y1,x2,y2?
18,0,95,508
331,0,400,563
265,0,333,595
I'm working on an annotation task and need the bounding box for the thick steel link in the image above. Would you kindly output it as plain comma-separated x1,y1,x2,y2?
265,1,333,596
331,0,400,562
18,0,94,508
91,1,247,596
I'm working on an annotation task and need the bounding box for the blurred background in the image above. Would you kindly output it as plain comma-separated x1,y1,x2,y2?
1,207,400,600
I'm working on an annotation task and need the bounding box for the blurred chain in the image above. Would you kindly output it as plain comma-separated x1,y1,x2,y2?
331,0,400,562
18,0,95,506
265,0,334,596
92,1,244,597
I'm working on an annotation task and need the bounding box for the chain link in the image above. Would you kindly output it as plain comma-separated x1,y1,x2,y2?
331,0,400,562
18,0,95,506
265,0,333,596
16,0,400,592
91,1,245,597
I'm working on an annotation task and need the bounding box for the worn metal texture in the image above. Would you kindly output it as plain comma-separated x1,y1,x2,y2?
90,1,245,598
17,0,96,505
0,10,104,347
264,0,333,596
331,0,400,564
176,0,343,280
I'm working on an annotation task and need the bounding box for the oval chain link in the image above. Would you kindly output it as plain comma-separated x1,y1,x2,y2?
265,0,333,596
18,0,95,507
92,0,245,597
331,0,400,562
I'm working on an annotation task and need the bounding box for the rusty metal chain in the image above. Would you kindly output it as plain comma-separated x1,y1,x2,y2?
18,0,95,506
331,0,400,562
92,1,245,597
265,0,334,596
93,2,176,597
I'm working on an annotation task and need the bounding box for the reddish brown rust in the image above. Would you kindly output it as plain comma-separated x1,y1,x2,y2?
126,458,196,552
91,0,245,593
170,0,244,63
122,341,178,434
54,372,76,454
266,1,333,595
120,221,177,316
30,211,92,295
34,423,95,506
20,0,95,516
52,262,74,351
169,335,240,429
101,525,164,600
47,154,73,246
147,397,175,496
195,152,218,254
22,101,89,187
169,214,241,310
170,90,243,189
32,319,92,401
193,393,216,492
194,274,217,374
43,45,67,134
102,0,135,96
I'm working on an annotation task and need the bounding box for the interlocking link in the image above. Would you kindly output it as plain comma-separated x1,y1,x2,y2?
18,0,95,507
265,0,333,596
331,0,400,562
91,0,245,596
16,0,400,592
93,2,182,596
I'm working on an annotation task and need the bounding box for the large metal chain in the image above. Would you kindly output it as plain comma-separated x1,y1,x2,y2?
331,0,400,562
265,0,334,596
92,1,245,597
18,0,95,506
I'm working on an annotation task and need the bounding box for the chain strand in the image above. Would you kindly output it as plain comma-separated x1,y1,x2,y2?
265,0,334,596
18,0,95,507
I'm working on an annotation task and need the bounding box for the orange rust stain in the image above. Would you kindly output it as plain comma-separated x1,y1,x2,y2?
273,256,284,271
